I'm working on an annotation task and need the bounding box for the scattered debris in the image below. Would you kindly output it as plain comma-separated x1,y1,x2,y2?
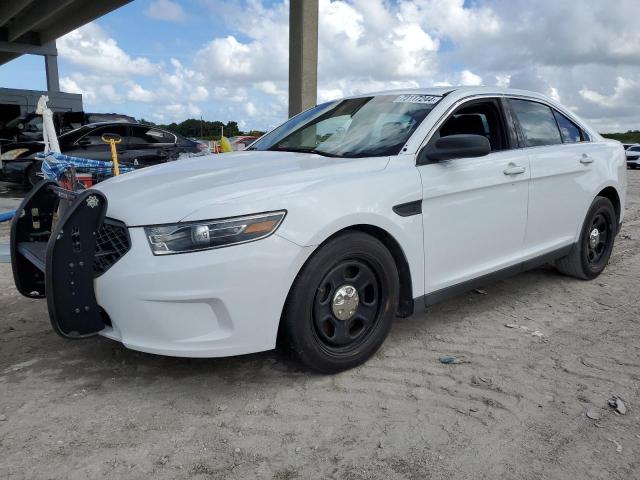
586,408,601,420
218,405,227,412
439,355,469,364
473,288,487,295
469,407,479,413
607,438,623,453
608,396,626,415
295,447,301,453
504,324,544,337
0,414,6,421
234,447,241,453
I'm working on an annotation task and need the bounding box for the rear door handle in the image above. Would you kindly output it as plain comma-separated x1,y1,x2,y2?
503,164,526,175
580,154,594,165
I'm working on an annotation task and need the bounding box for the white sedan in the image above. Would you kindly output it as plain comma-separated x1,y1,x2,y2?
11,87,627,373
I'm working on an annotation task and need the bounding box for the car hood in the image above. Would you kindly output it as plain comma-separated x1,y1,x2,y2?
93,151,390,226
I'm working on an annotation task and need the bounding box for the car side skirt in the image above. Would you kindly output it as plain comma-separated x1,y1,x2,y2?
414,244,574,310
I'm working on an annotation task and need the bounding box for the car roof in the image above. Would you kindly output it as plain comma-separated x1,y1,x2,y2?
344,86,557,103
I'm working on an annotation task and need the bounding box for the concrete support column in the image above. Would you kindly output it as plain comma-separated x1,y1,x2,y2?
288,0,318,118
45,51,60,92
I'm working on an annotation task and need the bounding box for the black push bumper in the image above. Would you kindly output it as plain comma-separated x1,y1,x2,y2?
10,180,113,338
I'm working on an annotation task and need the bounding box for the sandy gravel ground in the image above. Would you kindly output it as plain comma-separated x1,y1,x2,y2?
0,174,638,480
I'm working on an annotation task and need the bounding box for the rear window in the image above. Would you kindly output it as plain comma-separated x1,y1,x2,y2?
129,126,175,144
510,99,562,148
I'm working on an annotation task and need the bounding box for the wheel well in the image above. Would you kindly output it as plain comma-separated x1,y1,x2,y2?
597,186,621,227
329,225,414,317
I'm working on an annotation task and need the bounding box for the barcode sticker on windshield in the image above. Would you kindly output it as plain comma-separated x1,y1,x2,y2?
394,94,441,105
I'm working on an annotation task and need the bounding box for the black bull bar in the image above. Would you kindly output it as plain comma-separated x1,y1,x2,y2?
10,180,116,338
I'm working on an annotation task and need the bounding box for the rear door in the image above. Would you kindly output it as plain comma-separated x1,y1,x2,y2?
417,97,530,297
508,98,596,257
125,125,177,166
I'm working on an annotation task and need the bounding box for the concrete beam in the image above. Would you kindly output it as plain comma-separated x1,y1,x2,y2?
288,0,318,117
45,52,59,92
0,40,57,56
38,0,133,45
7,0,74,42
0,0,36,27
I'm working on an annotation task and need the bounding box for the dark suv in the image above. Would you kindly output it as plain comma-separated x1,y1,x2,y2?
0,122,204,185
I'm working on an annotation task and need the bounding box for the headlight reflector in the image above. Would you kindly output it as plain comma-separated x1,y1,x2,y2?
0,148,30,160
144,211,286,255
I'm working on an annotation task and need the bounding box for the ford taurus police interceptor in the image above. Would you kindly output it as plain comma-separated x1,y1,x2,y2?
11,87,627,373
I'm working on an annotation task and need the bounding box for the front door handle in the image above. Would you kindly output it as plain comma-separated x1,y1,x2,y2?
503,164,526,175
580,154,594,165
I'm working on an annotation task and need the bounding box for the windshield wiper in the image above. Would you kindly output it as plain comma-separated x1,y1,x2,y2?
269,147,343,158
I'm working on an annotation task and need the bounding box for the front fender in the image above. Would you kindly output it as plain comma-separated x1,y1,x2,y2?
276,159,426,297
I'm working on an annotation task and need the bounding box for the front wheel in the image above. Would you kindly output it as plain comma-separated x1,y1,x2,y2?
280,231,399,373
556,196,617,280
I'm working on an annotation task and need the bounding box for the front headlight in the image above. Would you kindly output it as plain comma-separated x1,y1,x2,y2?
0,148,30,160
144,210,286,255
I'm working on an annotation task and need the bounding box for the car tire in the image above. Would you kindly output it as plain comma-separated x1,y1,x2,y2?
280,231,399,374
27,161,43,187
555,196,617,280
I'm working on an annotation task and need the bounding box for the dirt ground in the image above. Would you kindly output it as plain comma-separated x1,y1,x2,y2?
0,173,638,480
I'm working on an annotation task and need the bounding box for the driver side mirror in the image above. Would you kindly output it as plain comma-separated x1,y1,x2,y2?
418,134,491,164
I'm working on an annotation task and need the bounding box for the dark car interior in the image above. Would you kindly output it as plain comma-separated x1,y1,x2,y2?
436,101,507,152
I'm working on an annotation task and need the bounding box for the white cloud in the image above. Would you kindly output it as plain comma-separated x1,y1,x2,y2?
128,83,155,102
58,23,159,76
57,1,640,131
460,70,483,86
144,0,187,23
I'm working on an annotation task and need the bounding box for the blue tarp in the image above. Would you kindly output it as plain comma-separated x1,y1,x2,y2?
0,210,15,222
37,151,134,180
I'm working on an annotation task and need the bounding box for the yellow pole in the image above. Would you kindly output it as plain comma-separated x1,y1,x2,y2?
101,134,122,176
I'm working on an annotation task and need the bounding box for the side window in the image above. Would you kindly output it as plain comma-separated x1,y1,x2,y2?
433,99,507,152
77,125,128,146
129,126,176,144
553,110,584,143
510,99,562,147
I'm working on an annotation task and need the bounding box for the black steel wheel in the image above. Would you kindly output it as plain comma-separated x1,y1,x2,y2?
281,231,399,373
556,196,617,280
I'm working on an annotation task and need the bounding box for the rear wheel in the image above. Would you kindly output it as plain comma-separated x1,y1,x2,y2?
555,196,616,280
281,231,399,373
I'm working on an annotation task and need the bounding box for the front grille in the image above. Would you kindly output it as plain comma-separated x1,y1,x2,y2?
93,218,130,276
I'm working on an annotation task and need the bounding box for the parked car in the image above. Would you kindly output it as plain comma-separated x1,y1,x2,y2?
0,111,135,145
11,87,626,373
625,144,640,169
0,122,202,185
228,135,259,150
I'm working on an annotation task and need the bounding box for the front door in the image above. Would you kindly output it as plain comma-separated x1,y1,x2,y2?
67,124,128,163
417,98,530,298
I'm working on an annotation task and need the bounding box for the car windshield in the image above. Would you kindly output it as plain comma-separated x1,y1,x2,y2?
249,94,442,158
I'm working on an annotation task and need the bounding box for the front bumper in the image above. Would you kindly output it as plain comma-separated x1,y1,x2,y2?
626,158,639,167
96,230,310,357
11,181,313,358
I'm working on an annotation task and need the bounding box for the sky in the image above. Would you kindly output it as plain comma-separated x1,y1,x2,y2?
0,0,638,132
